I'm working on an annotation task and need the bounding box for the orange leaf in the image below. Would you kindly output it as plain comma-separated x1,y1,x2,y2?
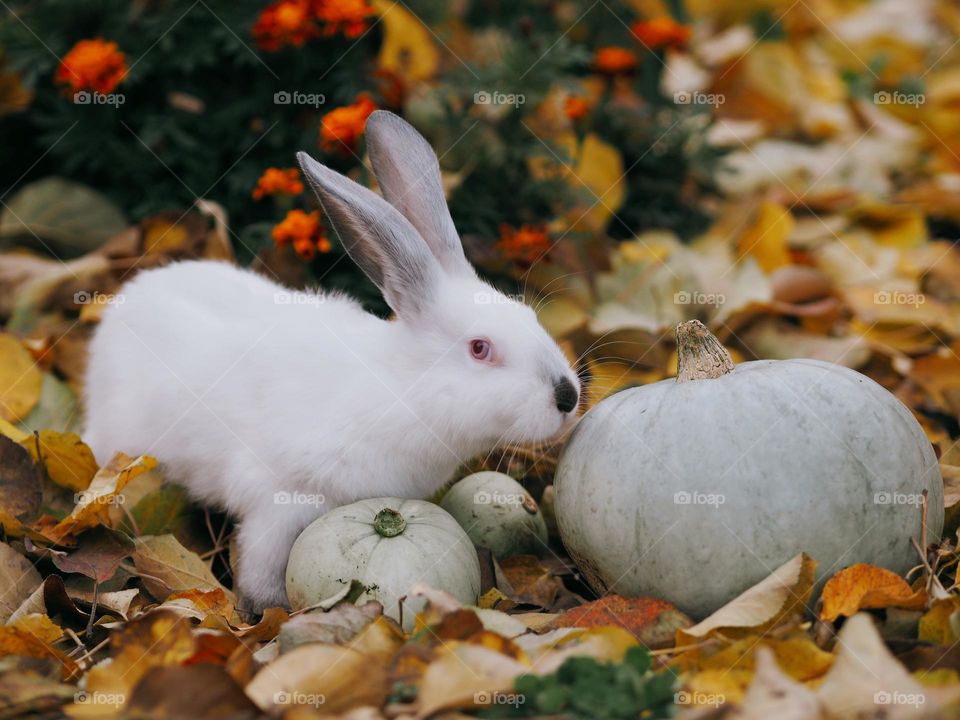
546,596,692,650
819,564,926,622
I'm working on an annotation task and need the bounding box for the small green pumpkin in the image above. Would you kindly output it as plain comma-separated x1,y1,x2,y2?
440,471,548,558
285,497,481,630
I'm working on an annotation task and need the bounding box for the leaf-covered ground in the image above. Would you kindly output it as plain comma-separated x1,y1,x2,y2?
5,0,960,718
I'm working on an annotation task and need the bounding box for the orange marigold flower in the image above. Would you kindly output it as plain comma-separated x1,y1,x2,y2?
497,224,551,264
593,46,638,75
313,0,375,38
631,17,692,50
320,94,377,154
253,0,319,51
55,39,127,94
272,209,331,260
253,168,304,200
564,96,591,121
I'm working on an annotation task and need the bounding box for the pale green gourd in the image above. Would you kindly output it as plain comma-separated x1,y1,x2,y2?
440,471,548,558
555,321,943,619
285,497,481,630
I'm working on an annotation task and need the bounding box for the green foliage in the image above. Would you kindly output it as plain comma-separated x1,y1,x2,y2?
478,646,677,719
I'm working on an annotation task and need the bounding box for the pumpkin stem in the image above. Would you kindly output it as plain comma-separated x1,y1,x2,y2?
374,508,407,537
676,320,734,382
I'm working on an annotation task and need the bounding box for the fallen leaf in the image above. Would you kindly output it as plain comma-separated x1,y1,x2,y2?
278,600,383,653
738,200,794,272
0,435,41,530
46,453,157,543
245,644,387,714
677,553,816,645
131,534,234,603
73,609,195,715
819,563,927,622
919,597,960,646
20,430,97,492
816,613,930,719
545,596,692,650
50,525,134,582
0,667,76,717
734,646,819,720
416,642,526,717
497,555,564,609
0,333,42,422
0,541,41,622
128,664,259,719
0,613,76,677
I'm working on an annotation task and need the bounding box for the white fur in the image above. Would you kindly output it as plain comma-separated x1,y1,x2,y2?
83,112,579,612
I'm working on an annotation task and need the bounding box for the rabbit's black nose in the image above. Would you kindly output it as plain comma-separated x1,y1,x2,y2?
554,377,578,413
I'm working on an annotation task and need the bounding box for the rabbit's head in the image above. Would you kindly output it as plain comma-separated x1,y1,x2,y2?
298,111,579,448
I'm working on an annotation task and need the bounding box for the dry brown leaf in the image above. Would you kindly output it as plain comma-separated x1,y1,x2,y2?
131,534,234,603
70,609,195,717
0,540,41,623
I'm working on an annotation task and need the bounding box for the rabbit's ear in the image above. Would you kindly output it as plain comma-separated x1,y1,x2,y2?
298,151,442,318
365,111,473,277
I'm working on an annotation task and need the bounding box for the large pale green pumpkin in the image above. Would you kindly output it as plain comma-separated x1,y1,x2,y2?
555,321,943,619
285,497,481,630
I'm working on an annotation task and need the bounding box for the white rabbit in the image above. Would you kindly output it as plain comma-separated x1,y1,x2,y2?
83,111,580,612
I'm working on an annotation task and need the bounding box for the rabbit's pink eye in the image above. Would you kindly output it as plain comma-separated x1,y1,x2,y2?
470,338,492,362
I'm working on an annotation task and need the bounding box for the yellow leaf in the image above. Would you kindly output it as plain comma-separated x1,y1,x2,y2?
919,598,960,645
820,563,927,623
0,416,29,443
0,333,42,422
20,431,98,492
373,0,438,81
46,453,157,543
568,133,626,234
0,613,76,677
850,203,928,248
738,201,793,273
699,634,834,682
